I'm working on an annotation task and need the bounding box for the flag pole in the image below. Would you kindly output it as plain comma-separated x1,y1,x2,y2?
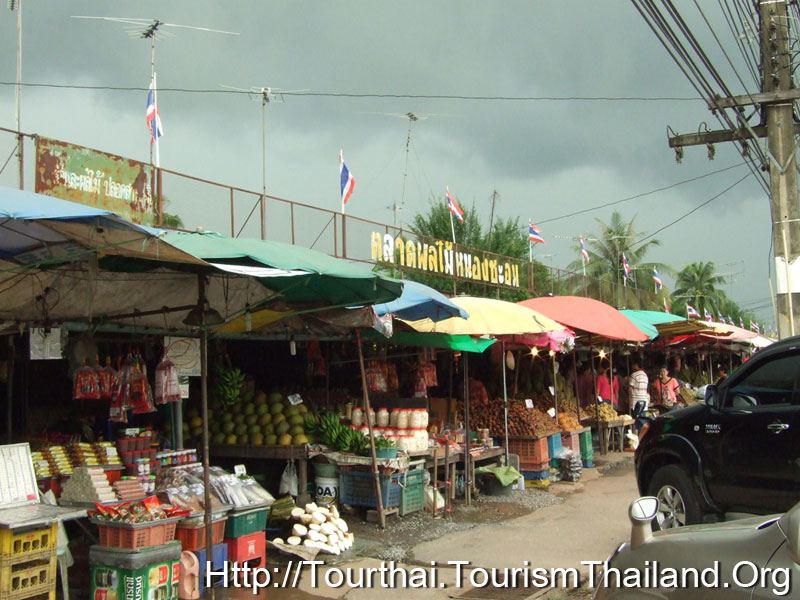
152,72,160,168
449,209,457,295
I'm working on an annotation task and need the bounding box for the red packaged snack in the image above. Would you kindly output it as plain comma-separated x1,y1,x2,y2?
74,360,100,400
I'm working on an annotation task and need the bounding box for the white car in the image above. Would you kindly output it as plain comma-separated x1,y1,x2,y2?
592,497,799,598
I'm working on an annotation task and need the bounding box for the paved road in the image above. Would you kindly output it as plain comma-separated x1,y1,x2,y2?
208,456,639,600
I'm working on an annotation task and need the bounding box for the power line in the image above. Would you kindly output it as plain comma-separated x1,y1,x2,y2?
537,161,748,225
0,81,702,102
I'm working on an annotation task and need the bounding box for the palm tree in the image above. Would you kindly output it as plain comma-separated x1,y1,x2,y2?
566,211,669,308
672,262,726,318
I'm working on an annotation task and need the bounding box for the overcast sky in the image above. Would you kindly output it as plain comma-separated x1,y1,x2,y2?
0,2,778,325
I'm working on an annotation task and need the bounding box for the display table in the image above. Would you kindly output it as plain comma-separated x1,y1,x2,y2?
582,419,634,454
210,445,310,503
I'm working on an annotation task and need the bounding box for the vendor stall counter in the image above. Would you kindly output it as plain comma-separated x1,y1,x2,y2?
210,445,310,503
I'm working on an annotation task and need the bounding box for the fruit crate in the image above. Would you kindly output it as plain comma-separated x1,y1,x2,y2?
339,470,401,508
91,517,181,551
579,430,594,456
518,459,549,473
225,531,266,567
175,517,227,552
399,469,425,517
224,507,268,539
0,549,57,597
547,434,563,460
0,525,57,559
506,436,549,465
561,432,580,453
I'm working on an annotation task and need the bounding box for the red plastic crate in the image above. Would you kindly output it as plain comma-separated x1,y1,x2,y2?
562,432,580,452
175,518,227,552
507,437,549,464
92,518,179,550
226,531,265,567
518,459,549,473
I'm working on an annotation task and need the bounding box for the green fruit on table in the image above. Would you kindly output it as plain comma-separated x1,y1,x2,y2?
276,421,291,435
285,406,299,418
248,424,261,435
244,403,255,415
272,413,286,425
225,434,237,445
238,434,249,445
268,392,283,404
292,434,308,445
222,422,235,434
245,414,258,426
235,423,248,436
288,415,304,426
265,434,277,445
278,434,293,446
289,425,304,437
258,413,272,426
262,423,275,435
251,433,264,445
221,413,233,423
256,404,269,416
255,391,267,405
269,403,284,415
213,432,226,445
234,414,245,425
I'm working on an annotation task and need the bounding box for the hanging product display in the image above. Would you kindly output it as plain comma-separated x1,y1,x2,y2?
155,356,181,404
96,357,118,401
74,360,101,401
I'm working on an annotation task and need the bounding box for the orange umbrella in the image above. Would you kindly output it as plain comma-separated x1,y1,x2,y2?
519,296,649,342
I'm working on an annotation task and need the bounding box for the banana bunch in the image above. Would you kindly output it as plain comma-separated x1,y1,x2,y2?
335,427,369,454
214,365,246,406
307,412,370,454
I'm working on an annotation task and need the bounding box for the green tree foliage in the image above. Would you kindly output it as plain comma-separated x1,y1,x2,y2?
154,195,184,229
671,261,726,318
565,211,668,309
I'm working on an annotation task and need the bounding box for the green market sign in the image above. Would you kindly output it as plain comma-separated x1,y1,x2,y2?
370,232,521,288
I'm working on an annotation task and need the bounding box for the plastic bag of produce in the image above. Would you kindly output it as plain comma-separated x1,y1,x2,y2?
279,460,299,497
155,356,181,404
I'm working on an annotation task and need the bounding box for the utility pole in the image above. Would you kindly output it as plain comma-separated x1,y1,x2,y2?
667,0,799,339
10,0,22,190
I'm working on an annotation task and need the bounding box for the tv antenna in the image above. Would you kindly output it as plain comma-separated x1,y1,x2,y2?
362,111,454,228
220,85,296,239
72,17,239,165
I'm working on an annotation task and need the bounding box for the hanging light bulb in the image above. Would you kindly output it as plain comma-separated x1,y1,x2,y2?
548,350,555,358
530,347,539,357
598,349,606,359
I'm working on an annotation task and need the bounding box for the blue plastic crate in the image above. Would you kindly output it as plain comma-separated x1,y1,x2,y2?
194,542,227,595
522,469,550,481
547,433,563,459
340,470,402,508
582,459,595,468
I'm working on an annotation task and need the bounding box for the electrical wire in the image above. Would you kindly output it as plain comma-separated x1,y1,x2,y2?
0,81,700,102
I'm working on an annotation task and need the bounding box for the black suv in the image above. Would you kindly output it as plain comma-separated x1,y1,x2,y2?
635,336,800,529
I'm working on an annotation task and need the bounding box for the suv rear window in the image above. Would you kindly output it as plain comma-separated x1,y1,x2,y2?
724,353,799,408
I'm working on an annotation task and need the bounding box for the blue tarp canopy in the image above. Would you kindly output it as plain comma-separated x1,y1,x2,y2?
372,280,468,322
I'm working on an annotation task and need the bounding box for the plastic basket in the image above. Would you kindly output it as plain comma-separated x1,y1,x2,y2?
0,525,57,559
506,437,549,464
339,471,402,508
579,430,593,454
547,434,563,459
399,469,425,517
0,591,54,600
92,517,180,551
582,459,595,468
518,459,549,473
224,508,267,539
225,531,266,566
522,469,550,481
562,432,580,452
175,518,227,552
0,549,57,596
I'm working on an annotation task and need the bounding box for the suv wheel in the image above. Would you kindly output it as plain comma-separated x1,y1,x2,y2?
646,465,703,530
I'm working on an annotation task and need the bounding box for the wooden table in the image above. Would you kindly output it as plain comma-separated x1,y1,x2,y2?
210,445,310,504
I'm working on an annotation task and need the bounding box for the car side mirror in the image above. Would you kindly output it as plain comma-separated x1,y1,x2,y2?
779,502,800,565
629,496,658,550
705,384,718,408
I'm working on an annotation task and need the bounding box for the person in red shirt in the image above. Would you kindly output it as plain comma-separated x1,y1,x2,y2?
596,363,615,406
651,366,680,411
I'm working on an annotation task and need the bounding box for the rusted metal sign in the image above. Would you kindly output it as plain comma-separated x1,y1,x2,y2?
35,137,154,225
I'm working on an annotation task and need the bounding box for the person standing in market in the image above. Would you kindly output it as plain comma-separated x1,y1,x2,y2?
629,358,649,432
651,365,680,411
596,362,615,406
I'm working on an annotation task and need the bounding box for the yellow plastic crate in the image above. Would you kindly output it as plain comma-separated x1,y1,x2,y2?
0,525,57,559
0,591,54,600
0,549,57,597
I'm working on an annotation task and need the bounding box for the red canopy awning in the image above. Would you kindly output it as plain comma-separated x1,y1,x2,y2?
518,296,649,342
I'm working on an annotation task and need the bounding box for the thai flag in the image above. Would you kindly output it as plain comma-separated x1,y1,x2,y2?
653,267,663,290
740,317,744,329
663,297,669,313
750,320,760,333
529,221,545,244
580,236,590,262
146,79,163,143
686,304,700,318
718,312,725,323
446,187,464,223
704,307,713,321
339,150,355,207
622,254,630,280
727,316,735,325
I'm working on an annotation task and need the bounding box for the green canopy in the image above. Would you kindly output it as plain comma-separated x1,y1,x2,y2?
620,309,684,340
362,329,495,353
161,231,402,307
